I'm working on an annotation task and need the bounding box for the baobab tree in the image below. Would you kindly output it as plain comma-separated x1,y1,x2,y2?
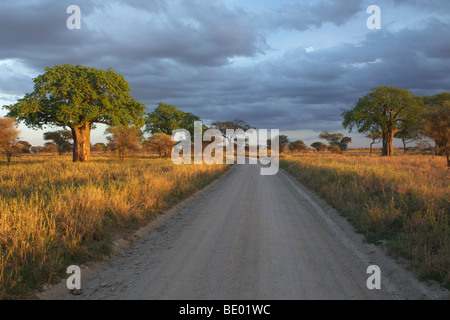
342,86,423,157
3,64,146,162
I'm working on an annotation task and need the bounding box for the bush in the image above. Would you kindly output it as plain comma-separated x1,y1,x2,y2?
328,145,342,154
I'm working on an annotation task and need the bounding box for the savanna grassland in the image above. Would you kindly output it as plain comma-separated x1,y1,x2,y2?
281,152,449,288
0,155,229,299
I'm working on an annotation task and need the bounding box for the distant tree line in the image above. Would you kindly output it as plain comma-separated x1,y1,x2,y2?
270,132,352,155
1,65,448,166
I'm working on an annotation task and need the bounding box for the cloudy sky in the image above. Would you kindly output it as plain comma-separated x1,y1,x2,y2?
0,0,449,147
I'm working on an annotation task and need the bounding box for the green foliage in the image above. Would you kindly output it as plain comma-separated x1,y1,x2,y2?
92,143,107,152
366,130,382,154
3,64,146,162
43,130,73,155
144,103,202,137
4,64,146,129
395,125,421,153
420,92,449,163
319,132,352,151
342,86,423,134
366,130,382,142
342,86,424,156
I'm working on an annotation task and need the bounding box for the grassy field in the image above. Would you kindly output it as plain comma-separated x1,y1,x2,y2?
281,152,449,288
0,154,229,299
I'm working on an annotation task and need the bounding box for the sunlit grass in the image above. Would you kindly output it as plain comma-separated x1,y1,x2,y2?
281,153,449,288
0,155,229,299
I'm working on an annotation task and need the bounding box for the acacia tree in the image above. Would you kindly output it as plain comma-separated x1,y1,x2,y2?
311,142,328,153
211,119,254,147
395,126,420,154
106,125,143,163
268,135,289,154
3,64,146,162
342,86,424,157
43,143,59,155
288,140,309,153
16,141,32,154
366,130,382,155
43,130,73,155
144,133,175,158
92,143,107,153
0,117,20,163
319,132,352,151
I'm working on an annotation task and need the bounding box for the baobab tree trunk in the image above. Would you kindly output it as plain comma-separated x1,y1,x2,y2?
382,132,395,157
71,122,92,162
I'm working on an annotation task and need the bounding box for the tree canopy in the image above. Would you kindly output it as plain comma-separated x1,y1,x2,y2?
144,103,202,137
211,119,254,146
289,140,309,153
394,125,421,154
319,132,352,151
342,86,424,156
268,134,289,154
311,142,328,153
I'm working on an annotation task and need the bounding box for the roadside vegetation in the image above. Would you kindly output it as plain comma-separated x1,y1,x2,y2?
281,152,449,288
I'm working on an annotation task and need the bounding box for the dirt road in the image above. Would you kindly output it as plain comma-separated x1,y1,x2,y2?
46,163,448,300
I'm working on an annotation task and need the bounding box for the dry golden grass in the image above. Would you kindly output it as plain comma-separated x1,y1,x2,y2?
0,155,229,298
281,152,449,288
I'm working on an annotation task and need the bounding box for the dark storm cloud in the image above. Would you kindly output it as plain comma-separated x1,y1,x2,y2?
251,19,450,129
153,18,450,130
1,0,449,138
0,0,265,69
258,0,363,31
0,0,106,69
0,0,367,72
0,64,33,95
